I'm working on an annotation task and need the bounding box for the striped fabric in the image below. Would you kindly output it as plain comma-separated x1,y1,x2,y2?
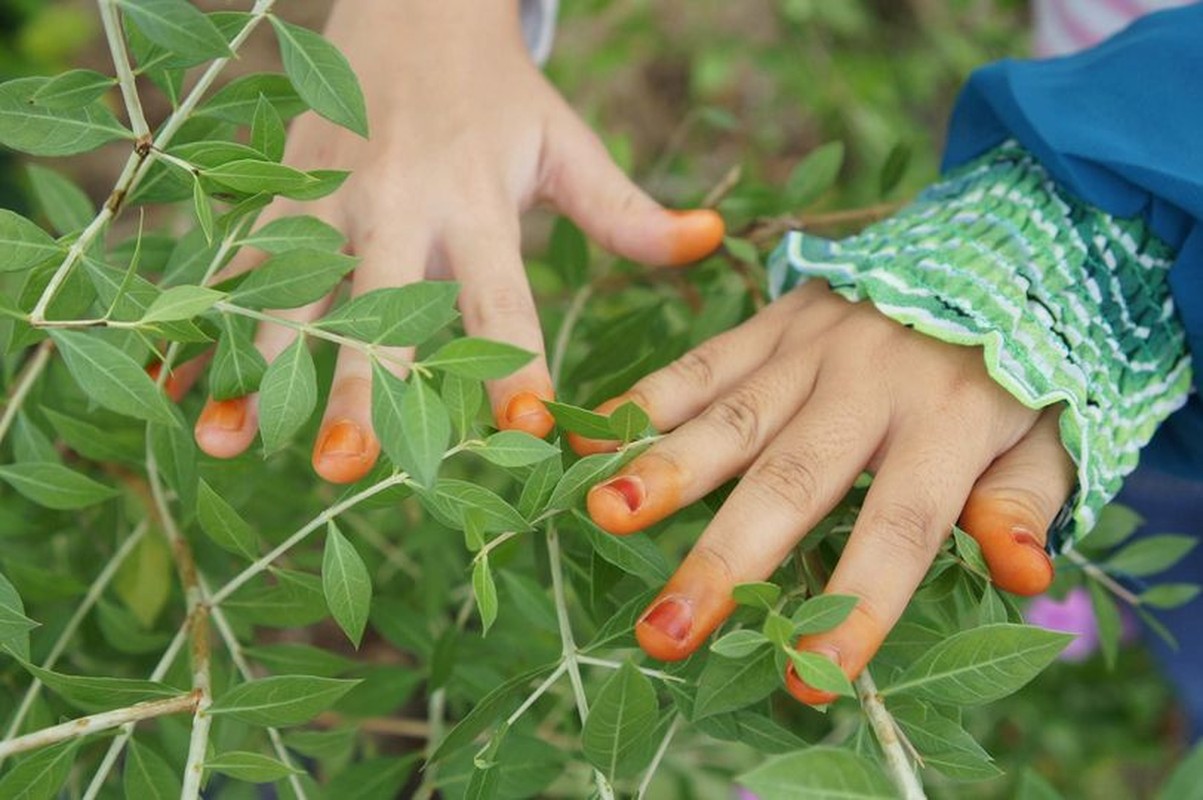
768,141,1192,550
1032,0,1193,57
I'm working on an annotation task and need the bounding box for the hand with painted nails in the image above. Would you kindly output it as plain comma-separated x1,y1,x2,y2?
190,0,725,482
576,280,1073,705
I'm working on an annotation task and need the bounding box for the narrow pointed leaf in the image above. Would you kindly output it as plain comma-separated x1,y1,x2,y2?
315,283,460,346
0,209,63,273
30,69,114,110
270,16,368,136
739,747,894,800
197,479,258,559
49,330,178,425
229,249,357,309
0,463,119,510
581,661,657,779
116,0,232,64
258,337,317,454
0,77,130,156
424,337,534,380
322,521,372,647
209,675,361,727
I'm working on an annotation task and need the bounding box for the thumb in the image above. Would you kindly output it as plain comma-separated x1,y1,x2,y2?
541,110,724,267
958,408,1075,597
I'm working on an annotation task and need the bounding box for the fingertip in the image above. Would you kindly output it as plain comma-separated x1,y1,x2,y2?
497,391,555,438
988,529,1055,596
195,397,253,459
311,419,381,484
785,661,840,706
568,431,620,456
666,209,725,266
635,596,695,662
587,476,646,535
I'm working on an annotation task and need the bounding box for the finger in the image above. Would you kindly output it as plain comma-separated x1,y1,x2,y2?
786,428,995,705
442,219,555,437
541,110,725,267
311,225,432,484
959,406,1072,596
147,354,208,403
568,286,831,455
587,344,828,536
195,199,344,460
633,384,887,661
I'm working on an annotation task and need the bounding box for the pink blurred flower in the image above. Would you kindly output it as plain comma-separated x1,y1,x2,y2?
1025,585,1138,661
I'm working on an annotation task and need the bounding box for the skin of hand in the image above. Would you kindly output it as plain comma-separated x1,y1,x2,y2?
573,280,1076,705
187,0,725,482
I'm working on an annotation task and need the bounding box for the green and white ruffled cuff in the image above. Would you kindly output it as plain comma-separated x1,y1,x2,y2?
767,140,1193,551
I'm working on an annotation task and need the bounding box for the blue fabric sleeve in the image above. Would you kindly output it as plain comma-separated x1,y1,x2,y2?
941,2,1203,478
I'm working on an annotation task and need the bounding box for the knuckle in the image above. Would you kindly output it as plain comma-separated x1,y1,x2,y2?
703,388,765,450
866,499,941,563
465,283,534,325
746,451,821,517
666,350,718,392
689,539,739,587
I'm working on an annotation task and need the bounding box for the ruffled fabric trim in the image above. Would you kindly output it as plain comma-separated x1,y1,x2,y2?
768,141,1192,550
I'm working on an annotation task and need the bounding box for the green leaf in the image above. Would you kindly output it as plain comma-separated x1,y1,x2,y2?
785,141,845,208
547,452,626,512
197,478,258,559
20,661,183,713
952,526,990,579
25,164,93,235
0,462,119,510
608,400,650,442
1106,534,1198,577
762,612,793,647
270,16,368,136
148,413,198,512
1088,578,1122,670
472,556,499,635
315,283,460,346
323,755,418,800
1140,583,1201,610
1158,742,1203,800
193,176,213,243
1081,504,1144,551
783,649,854,697
370,360,409,469
209,675,361,727
239,215,346,255
978,584,1010,625
397,374,451,487
693,647,780,720
544,400,614,439
116,0,231,65
243,643,357,678
724,236,761,266
889,696,1001,781
30,69,114,110
738,746,894,800
141,285,225,324
0,77,130,156
48,330,178,425
0,741,80,800
424,337,535,380
518,453,562,518
878,139,911,197
205,751,302,783
575,510,669,582
209,315,267,400
1018,768,1066,800
0,575,37,661
123,740,180,800
229,248,357,309
791,594,859,636
423,480,530,533
0,208,63,274
442,373,483,442
114,533,172,628
205,159,317,195
258,337,317,455
471,430,558,467
251,93,286,161
581,661,658,780
323,521,372,647
428,662,557,763
881,623,1072,705
731,581,781,609
196,73,306,124
710,629,770,659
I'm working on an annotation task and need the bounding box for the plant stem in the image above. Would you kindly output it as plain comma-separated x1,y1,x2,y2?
0,520,148,763
0,693,199,760
505,661,570,727
1065,550,1143,606
550,285,593,388
0,341,53,450
96,0,150,140
81,625,189,800
855,669,926,800
635,714,682,799
209,471,412,605
546,523,616,800
576,655,684,684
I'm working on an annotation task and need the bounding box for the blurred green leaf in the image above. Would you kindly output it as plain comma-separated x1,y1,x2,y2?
205,752,302,784
0,462,118,510
25,164,93,235
1106,534,1197,578
738,746,893,800
785,141,844,208
123,740,180,800
473,556,499,635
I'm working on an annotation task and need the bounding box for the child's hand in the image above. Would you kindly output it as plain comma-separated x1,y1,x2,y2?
575,280,1075,704
191,0,724,482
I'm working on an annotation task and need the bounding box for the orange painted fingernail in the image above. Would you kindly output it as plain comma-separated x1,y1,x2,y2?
640,597,693,643
599,475,644,513
785,647,842,706
1007,527,1055,596
667,209,726,266
312,419,380,485
501,391,554,438
316,419,366,458
197,398,246,432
